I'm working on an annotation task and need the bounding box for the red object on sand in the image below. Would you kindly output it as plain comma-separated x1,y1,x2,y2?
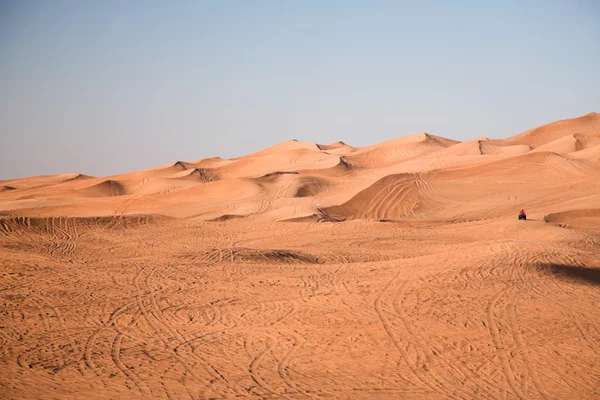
519,209,525,214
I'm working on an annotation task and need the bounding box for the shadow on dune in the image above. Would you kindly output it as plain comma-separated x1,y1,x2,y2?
546,263,600,286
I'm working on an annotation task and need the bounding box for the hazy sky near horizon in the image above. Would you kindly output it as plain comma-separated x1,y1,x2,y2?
1,1,599,179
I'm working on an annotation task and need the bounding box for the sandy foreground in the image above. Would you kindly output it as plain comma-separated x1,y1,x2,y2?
1,113,599,399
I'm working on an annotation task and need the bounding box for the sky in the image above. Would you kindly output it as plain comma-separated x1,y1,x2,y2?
1,1,599,179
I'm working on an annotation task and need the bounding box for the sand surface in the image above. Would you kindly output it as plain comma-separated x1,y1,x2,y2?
1,113,600,399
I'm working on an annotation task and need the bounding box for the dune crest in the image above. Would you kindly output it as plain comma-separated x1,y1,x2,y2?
0,185,16,193
78,179,127,197
170,167,220,182
0,112,598,224
506,111,600,148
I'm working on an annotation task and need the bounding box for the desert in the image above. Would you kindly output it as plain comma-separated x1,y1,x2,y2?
1,112,600,399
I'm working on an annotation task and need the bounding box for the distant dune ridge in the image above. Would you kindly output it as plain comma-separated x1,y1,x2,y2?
1,112,599,226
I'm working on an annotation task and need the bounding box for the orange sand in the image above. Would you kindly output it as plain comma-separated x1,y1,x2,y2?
1,113,599,399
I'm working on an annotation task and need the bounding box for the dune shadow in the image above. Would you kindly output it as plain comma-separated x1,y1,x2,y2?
545,263,600,286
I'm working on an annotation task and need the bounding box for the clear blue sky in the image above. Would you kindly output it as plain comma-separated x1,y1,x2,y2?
1,1,599,179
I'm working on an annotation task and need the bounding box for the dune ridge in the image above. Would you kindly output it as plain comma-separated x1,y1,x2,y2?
2,112,598,225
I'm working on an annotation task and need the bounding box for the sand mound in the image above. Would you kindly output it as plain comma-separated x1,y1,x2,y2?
78,180,127,197
172,161,193,170
214,148,340,178
545,208,600,229
301,156,358,178
208,214,247,222
0,173,93,190
63,173,94,182
317,140,350,150
428,140,484,157
316,141,356,155
506,112,600,148
323,174,420,220
295,181,334,198
148,161,197,175
186,157,235,170
479,142,531,155
194,247,321,264
252,172,333,199
170,168,220,182
439,151,572,178
121,178,267,218
392,132,456,146
236,139,321,159
573,133,600,149
260,171,300,178
293,175,335,198
427,140,530,157
371,132,458,149
124,161,221,181
0,185,16,193
568,143,600,161
347,133,459,168
67,174,209,201
531,134,584,154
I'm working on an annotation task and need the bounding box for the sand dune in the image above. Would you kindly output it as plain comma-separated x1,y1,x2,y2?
345,132,459,168
545,208,600,229
77,179,127,197
1,112,600,399
530,134,588,154
568,143,600,161
0,172,93,190
323,174,420,220
506,111,600,148
425,139,531,158
169,167,220,182
0,185,16,193
204,149,339,179
316,140,356,154
193,156,231,167
254,171,333,199
2,113,599,223
233,139,322,159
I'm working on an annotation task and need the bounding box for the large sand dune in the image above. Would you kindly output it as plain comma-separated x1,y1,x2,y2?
1,113,599,399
